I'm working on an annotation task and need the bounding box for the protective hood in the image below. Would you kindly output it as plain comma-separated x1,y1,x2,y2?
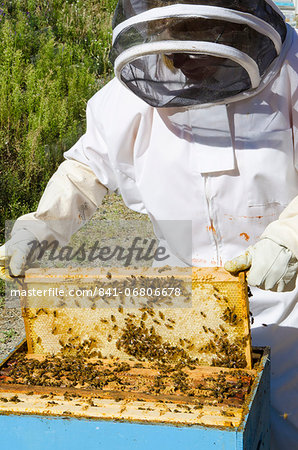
110,0,287,108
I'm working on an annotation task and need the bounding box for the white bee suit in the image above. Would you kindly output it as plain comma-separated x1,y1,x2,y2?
2,1,297,447
64,26,298,447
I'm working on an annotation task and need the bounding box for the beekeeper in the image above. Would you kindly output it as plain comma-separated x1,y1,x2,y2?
1,0,297,447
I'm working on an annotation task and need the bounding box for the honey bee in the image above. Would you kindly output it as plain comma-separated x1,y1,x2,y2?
10,395,22,403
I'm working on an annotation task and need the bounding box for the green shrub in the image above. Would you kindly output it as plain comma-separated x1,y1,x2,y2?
0,0,118,238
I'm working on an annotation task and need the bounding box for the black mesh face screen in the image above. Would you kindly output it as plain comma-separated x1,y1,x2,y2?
110,18,278,76
111,1,287,107
113,0,286,42
120,54,251,107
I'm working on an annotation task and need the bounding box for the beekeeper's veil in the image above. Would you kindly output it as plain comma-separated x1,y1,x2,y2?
110,0,287,108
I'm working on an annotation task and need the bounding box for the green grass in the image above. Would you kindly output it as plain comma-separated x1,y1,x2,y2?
0,328,17,343
0,0,118,239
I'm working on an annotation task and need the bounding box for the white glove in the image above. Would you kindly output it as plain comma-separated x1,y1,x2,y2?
1,160,107,279
0,230,37,279
224,238,298,292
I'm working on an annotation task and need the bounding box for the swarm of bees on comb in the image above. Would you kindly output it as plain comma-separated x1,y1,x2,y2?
0,267,254,421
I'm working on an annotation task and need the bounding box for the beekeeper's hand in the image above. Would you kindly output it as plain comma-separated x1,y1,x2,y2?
224,238,298,292
0,230,37,280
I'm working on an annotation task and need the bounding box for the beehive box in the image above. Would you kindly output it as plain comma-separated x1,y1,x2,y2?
20,267,252,369
0,341,270,450
0,267,270,449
